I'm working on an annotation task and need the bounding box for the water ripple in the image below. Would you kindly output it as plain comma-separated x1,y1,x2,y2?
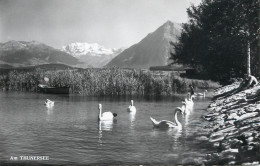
0,92,213,164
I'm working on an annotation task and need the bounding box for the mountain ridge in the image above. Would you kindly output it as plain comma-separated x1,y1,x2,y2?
106,21,181,69
0,40,79,67
61,42,124,68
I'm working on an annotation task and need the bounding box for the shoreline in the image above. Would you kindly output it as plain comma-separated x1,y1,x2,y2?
203,82,260,165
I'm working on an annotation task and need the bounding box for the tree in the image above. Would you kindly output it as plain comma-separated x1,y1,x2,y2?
171,0,259,84
258,0,260,76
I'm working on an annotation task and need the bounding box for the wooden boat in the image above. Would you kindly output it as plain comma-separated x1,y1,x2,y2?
38,84,69,94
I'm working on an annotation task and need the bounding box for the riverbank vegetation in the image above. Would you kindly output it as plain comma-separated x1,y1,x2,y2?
0,68,219,96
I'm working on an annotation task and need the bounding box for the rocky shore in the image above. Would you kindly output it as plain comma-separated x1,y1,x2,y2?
204,82,260,165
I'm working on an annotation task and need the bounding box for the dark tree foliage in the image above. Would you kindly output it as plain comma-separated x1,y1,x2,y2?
171,0,260,84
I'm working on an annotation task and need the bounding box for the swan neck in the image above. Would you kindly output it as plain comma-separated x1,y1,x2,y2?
99,108,102,119
174,111,181,126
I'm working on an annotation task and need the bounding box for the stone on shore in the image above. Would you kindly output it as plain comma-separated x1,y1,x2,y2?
204,82,260,164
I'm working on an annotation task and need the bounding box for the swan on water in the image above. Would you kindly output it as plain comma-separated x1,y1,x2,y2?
127,100,136,113
181,101,190,114
98,104,117,121
184,95,194,107
150,107,184,128
195,90,207,98
45,99,54,107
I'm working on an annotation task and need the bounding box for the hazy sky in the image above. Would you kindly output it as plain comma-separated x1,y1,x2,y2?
0,0,201,49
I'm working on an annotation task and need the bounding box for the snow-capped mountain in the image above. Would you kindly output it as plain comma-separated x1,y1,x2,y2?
62,43,119,58
61,43,124,68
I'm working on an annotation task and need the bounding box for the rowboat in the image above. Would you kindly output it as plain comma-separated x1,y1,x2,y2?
38,84,69,94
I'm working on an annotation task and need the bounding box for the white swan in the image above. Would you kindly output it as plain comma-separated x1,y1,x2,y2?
150,107,184,128
181,101,190,114
45,99,54,107
184,95,194,107
98,104,117,121
195,90,207,98
127,100,136,113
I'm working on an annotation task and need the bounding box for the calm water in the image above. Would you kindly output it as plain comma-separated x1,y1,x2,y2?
0,92,214,165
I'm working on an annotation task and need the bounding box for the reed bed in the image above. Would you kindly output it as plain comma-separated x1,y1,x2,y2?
0,68,219,96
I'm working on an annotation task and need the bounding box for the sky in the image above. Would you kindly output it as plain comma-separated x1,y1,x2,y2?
0,0,201,49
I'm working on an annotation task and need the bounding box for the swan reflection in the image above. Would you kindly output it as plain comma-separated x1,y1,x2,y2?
46,106,54,113
151,127,182,136
46,106,54,121
98,130,103,145
99,120,114,131
98,120,115,145
167,127,182,140
150,127,182,146
183,106,194,127
129,112,136,129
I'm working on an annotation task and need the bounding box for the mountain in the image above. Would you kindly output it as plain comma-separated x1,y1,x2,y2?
106,21,181,69
61,43,124,68
0,40,79,67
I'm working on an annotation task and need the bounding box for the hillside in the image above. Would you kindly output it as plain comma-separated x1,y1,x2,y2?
106,21,181,69
0,40,79,67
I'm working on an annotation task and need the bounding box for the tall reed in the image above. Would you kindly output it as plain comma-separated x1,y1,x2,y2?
0,68,219,96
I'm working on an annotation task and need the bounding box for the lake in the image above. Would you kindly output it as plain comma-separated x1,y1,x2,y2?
0,92,215,165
